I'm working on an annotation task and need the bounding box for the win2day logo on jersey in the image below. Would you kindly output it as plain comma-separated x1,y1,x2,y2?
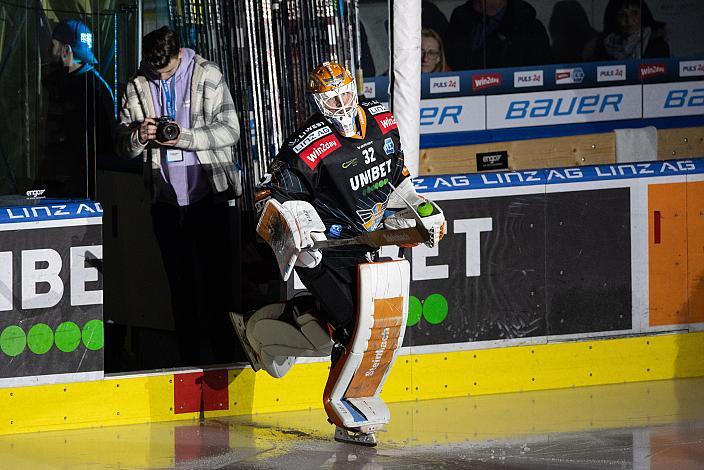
299,134,341,170
374,112,398,134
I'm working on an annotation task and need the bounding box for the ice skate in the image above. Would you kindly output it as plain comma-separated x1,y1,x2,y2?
229,311,262,372
334,426,377,447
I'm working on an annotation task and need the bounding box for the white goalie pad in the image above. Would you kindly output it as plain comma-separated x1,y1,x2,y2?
245,303,334,379
256,199,327,281
323,260,410,433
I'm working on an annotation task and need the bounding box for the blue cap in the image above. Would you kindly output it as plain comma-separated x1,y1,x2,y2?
52,19,98,65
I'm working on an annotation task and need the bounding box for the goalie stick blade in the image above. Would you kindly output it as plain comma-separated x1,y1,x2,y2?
313,227,429,249
229,312,262,372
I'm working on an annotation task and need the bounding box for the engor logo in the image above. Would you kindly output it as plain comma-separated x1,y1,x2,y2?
299,135,340,170
374,112,397,134
483,155,502,164
639,64,666,80
25,189,46,199
472,73,502,91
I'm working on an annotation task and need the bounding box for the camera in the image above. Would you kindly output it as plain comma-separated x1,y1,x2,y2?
155,116,180,142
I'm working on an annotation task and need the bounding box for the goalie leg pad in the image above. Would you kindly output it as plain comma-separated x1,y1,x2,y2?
245,301,335,379
323,259,410,432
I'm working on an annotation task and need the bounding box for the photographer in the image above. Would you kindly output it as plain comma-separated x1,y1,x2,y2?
115,26,241,366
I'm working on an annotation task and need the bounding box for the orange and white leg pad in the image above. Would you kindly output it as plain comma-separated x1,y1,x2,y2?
323,259,410,435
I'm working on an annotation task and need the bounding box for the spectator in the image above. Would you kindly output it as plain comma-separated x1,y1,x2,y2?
584,0,669,60
445,0,552,70
115,27,241,366
422,28,448,73
359,22,376,77
37,19,115,198
423,1,449,39
549,1,598,64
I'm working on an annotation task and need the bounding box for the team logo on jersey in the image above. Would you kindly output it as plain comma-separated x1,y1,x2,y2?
293,126,333,153
299,134,341,170
349,160,392,191
383,138,394,155
374,112,397,135
356,195,389,232
328,224,343,238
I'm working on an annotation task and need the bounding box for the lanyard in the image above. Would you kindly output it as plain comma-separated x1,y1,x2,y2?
162,78,176,119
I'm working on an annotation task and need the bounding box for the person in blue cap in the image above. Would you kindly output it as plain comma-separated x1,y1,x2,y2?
36,19,116,197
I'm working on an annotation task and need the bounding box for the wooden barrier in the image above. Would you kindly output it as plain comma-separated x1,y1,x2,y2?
420,126,704,176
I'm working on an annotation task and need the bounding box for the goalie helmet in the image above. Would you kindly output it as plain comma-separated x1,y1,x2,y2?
308,61,358,137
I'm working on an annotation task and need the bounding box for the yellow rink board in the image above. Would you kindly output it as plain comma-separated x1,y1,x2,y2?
1,331,703,436
3,377,704,469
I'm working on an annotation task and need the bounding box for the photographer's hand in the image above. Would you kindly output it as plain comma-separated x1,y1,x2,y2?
138,118,157,144
158,136,180,146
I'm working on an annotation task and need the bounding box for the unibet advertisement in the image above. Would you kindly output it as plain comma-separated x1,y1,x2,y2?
0,214,103,382
404,189,632,347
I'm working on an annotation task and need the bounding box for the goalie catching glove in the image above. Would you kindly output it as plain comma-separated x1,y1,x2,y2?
385,178,446,248
256,199,327,281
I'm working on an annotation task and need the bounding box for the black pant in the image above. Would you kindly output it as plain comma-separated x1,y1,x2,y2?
295,247,373,340
151,194,235,366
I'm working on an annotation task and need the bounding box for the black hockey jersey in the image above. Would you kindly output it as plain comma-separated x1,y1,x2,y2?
266,99,409,239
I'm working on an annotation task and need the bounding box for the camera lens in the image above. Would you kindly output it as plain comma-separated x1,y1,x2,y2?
156,118,180,142
162,123,179,141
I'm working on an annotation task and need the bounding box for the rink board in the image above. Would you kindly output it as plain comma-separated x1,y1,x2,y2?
2,158,704,435
405,158,704,349
0,331,703,435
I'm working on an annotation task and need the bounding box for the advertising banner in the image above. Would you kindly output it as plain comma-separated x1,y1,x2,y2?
405,188,632,347
364,57,704,147
486,85,642,129
403,158,704,350
0,198,103,385
419,96,485,134
643,80,704,118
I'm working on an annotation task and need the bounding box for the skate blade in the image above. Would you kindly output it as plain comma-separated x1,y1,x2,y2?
334,427,377,447
228,311,262,372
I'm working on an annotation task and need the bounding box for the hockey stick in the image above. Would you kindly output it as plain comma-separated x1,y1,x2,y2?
313,226,428,249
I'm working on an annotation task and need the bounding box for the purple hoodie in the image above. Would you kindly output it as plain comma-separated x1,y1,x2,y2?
142,48,210,206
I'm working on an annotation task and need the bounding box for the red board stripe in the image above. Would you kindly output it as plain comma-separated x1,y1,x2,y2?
654,210,661,244
173,369,229,414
